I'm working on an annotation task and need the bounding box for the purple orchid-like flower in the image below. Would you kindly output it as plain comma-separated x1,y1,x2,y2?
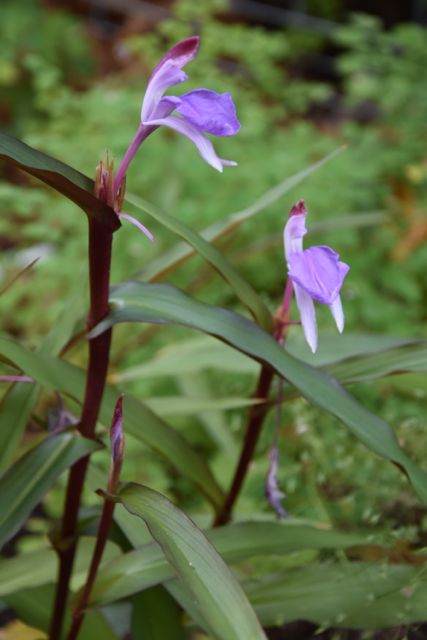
113,36,240,196
284,200,350,353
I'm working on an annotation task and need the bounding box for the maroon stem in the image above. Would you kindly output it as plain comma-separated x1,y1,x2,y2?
49,220,113,640
66,499,115,640
213,365,275,527
213,279,294,528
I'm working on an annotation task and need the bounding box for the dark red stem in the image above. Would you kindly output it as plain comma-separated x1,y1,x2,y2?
213,279,294,528
213,365,275,527
66,499,115,640
49,221,113,640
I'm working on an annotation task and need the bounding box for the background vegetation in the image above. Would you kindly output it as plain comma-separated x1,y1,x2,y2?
1,0,427,637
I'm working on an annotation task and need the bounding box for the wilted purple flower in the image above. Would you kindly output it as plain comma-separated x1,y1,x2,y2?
284,200,350,353
265,443,288,519
114,36,240,194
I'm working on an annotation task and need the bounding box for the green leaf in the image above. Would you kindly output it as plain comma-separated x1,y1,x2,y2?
0,133,120,231
93,282,427,504
127,193,272,330
0,536,120,597
244,562,427,628
113,334,417,383
115,482,267,640
326,341,427,384
3,584,118,639
90,521,368,606
131,587,186,640
145,394,262,416
0,384,40,474
0,432,100,549
0,335,223,507
0,288,85,473
139,147,344,282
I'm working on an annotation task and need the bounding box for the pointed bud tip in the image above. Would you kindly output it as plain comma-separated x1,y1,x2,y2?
110,394,125,468
289,199,306,217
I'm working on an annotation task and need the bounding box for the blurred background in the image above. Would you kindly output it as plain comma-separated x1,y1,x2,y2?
1,0,427,536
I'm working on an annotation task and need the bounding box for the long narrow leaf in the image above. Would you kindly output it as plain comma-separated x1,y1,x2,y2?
0,335,223,507
90,521,368,606
92,282,427,504
127,193,272,329
0,433,100,549
139,147,344,281
0,133,120,231
115,482,267,640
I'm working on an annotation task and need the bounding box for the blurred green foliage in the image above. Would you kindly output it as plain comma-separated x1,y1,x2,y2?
1,0,427,590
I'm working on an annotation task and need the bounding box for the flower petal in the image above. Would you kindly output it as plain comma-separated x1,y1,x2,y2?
293,283,318,353
329,294,345,333
145,114,231,171
265,443,288,519
175,89,240,136
283,203,307,259
118,213,155,242
288,246,349,305
150,36,200,80
141,36,200,122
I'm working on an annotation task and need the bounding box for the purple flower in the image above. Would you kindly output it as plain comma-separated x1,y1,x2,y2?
284,200,350,353
114,36,240,194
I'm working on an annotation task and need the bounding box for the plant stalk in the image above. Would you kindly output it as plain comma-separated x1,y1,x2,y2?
66,498,115,640
49,220,113,640
213,279,293,527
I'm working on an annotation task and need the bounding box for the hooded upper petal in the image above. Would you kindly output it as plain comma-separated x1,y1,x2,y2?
288,245,349,305
174,89,240,136
141,36,200,122
283,201,307,259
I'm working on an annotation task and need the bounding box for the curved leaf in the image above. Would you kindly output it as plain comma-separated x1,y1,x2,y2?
0,432,100,549
0,133,120,231
127,193,272,330
139,147,344,282
0,536,120,597
326,342,427,384
93,282,427,504
114,482,267,640
0,335,223,507
90,521,368,606
245,562,427,628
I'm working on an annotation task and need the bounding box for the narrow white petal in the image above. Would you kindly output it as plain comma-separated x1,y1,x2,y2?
144,114,224,171
329,295,345,333
294,283,317,353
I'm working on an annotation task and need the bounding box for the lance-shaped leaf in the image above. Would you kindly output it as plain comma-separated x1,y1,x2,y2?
112,482,267,640
0,335,223,507
0,133,120,231
126,193,272,330
89,521,369,606
92,282,427,504
139,147,344,282
0,432,100,549
244,562,427,628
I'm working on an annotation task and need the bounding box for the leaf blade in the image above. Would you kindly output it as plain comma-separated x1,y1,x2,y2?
0,133,120,230
94,282,427,504
116,482,267,640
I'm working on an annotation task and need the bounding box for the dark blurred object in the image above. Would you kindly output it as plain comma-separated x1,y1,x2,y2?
48,0,427,28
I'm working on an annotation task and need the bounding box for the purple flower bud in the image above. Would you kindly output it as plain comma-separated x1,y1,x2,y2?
108,394,125,491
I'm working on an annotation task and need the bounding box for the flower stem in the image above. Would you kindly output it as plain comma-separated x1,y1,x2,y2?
49,220,113,640
213,279,293,527
66,498,115,640
113,124,154,196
